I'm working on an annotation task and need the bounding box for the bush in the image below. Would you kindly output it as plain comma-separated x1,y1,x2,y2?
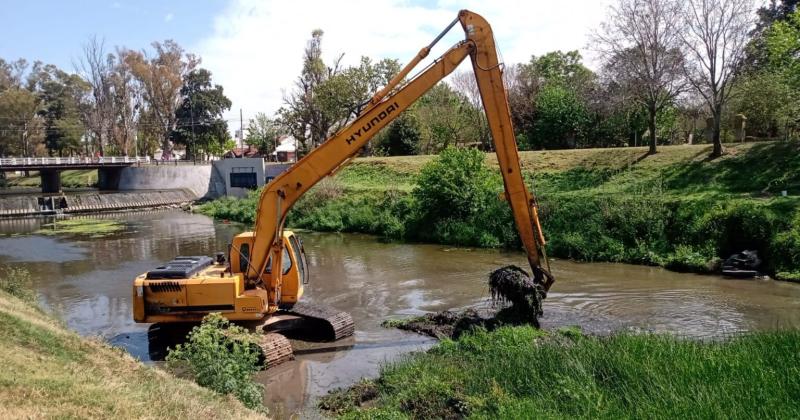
166,313,264,410
411,146,513,247
0,267,36,303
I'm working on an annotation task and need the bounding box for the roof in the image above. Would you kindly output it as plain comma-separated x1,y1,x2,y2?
224,146,261,158
272,136,297,154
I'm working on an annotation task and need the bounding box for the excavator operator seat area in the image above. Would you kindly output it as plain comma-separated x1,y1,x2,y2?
228,230,305,305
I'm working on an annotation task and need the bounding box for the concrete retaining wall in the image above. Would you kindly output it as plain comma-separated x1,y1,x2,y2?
118,165,218,199
0,189,196,217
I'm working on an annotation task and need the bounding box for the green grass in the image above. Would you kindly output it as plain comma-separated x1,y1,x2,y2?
0,288,265,419
5,169,98,188
198,141,800,279
35,217,125,238
326,326,800,419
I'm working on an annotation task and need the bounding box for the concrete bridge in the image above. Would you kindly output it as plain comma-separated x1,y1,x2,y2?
0,156,150,192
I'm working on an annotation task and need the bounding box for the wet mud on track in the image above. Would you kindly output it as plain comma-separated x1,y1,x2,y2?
2,210,800,418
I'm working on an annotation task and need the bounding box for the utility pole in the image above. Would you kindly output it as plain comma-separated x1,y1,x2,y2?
239,108,244,155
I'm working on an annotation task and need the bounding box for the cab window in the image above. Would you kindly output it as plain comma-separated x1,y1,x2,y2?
265,247,292,275
238,244,250,273
289,235,306,283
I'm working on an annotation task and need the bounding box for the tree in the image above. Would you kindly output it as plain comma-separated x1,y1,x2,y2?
594,0,687,154
171,69,231,160
416,83,477,153
29,63,89,156
109,48,142,155
278,29,338,154
125,40,198,157
374,109,421,156
0,59,41,157
764,8,800,88
279,30,399,155
682,0,756,157
245,112,283,153
0,58,28,91
532,84,590,149
0,88,40,156
77,36,114,156
451,70,491,150
745,0,798,68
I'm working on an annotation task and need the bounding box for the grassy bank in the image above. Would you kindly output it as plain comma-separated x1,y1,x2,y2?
198,141,800,279
0,280,264,418
4,169,98,188
323,326,800,418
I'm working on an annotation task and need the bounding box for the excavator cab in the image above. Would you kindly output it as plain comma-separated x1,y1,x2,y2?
229,231,307,306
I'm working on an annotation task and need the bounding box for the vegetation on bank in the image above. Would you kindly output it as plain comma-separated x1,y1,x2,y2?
199,141,800,280
322,326,800,419
4,169,98,189
166,313,266,411
0,269,264,419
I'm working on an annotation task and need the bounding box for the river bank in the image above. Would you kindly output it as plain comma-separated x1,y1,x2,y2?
322,326,800,418
198,141,800,281
0,281,264,419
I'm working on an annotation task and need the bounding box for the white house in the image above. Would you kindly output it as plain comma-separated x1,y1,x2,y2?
271,136,298,163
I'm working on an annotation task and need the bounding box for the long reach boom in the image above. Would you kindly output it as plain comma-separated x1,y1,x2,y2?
249,10,554,308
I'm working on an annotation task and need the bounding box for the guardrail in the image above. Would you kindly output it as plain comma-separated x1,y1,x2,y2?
0,156,151,167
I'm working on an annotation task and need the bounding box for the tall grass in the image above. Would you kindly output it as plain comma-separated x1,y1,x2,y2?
331,327,800,419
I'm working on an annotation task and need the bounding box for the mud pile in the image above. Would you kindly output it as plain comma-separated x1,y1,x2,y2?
389,265,545,339
489,265,544,326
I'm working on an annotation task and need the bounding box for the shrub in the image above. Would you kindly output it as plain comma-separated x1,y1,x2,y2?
411,147,512,247
0,267,36,303
166,313,264,410
414,146,496,221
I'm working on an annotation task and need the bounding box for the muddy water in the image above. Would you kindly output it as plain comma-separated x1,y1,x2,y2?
1,210,799,418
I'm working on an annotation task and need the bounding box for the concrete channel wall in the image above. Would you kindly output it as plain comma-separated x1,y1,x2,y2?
118,164,219,199
0,159,292,217
0,189,196,217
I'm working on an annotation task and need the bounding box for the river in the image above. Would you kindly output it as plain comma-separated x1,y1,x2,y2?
1,210,799,418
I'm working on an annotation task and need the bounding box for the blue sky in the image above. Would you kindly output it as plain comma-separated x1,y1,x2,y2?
0,1,226,69
0,0,612,121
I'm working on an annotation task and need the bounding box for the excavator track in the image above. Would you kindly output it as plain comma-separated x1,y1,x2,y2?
256,333,294,368
281,303,355,341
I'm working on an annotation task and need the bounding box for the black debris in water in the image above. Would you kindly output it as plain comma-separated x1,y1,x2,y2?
387,265,545,340
488,265,544,327
390,309,499,340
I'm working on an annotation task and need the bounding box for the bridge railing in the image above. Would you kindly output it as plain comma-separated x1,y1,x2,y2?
0,156,151,167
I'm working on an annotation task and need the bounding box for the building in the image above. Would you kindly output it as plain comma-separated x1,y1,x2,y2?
271,136,298,163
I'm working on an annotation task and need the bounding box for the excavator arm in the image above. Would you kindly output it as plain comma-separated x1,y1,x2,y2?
246,10,554,304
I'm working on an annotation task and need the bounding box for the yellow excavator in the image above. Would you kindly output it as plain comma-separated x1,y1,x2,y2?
133,9,554,365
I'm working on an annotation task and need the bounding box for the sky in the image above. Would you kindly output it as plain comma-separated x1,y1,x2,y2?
0,0,612,125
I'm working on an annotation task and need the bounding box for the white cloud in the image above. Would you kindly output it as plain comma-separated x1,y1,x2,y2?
164,13,174,22
195,0,612,123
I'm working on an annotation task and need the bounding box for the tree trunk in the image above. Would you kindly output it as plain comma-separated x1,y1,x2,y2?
711,106,723,158
648,104,657,155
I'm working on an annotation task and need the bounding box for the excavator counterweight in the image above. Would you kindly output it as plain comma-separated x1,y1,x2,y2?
132,9,553,368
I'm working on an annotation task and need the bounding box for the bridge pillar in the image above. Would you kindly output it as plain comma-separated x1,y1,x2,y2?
40,169,62,193
98,167,123,190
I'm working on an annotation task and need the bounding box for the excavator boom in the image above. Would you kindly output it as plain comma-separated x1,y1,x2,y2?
248,10,554,298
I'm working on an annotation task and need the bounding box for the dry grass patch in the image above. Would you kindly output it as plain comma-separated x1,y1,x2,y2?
0,290,265,419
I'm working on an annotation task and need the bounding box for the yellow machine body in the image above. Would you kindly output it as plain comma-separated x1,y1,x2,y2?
132,231,305,323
